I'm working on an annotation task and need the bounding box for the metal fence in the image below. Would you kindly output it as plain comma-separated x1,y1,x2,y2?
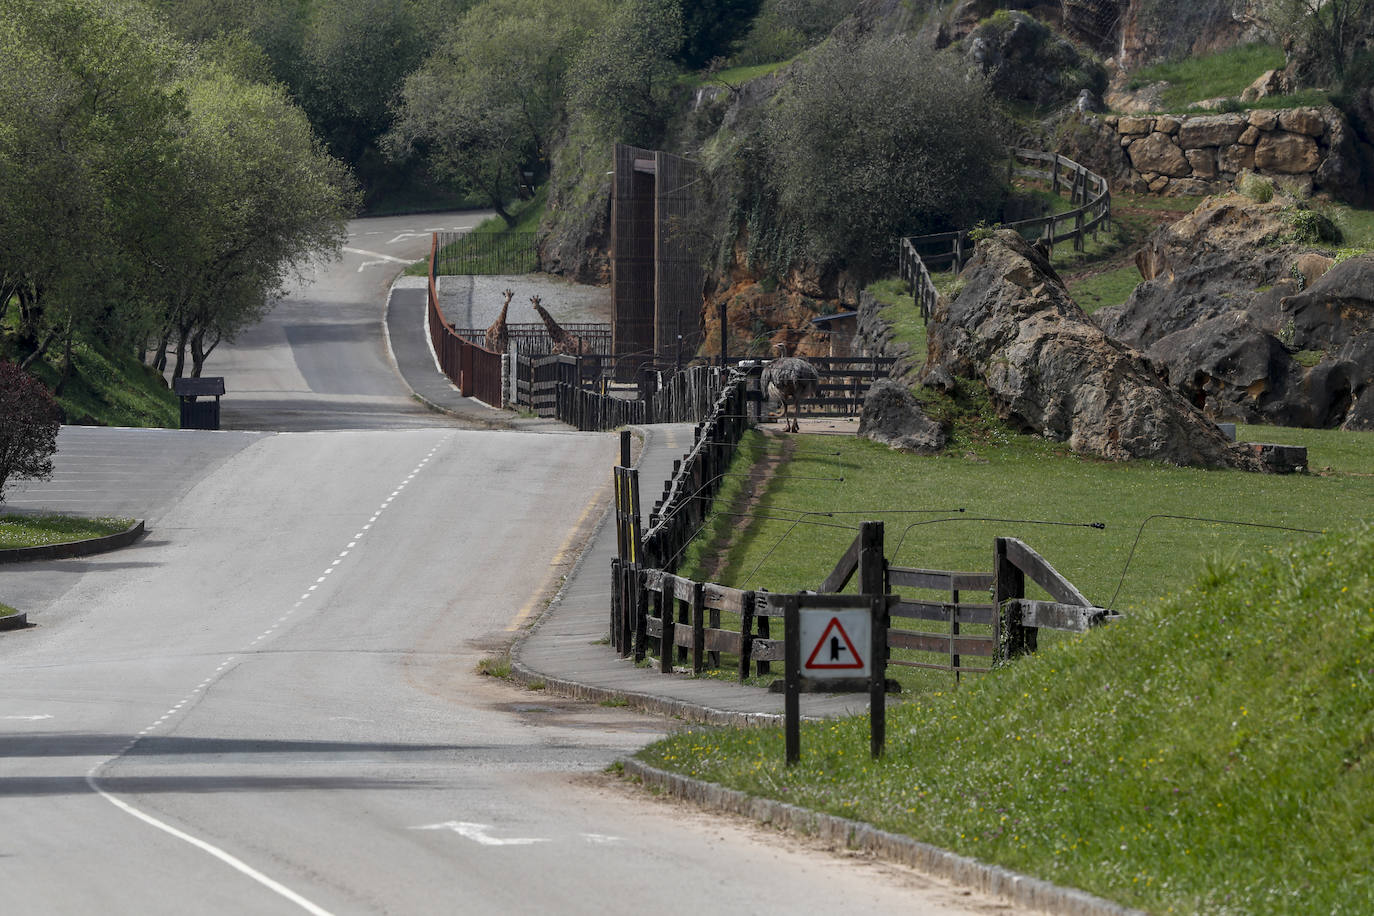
432,231,539,276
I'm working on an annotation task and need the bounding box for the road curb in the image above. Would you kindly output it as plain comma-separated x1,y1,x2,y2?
621,758,1147,916
0,520,146,565
0,611,29,631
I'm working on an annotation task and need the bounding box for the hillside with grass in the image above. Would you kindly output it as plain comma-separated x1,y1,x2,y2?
641,522,1374,913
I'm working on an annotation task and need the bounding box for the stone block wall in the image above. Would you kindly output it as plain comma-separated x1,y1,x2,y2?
1103,106,1359,199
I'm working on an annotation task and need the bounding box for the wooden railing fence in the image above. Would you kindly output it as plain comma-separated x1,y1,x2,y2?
611,512,1119,682
550,364,730,431
898,149,1111,321
746,355,897,420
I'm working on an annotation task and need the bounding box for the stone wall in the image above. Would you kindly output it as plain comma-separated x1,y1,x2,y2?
1099,106,1365,202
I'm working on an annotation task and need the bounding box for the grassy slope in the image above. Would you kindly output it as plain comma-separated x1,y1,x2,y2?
643,524,1374,913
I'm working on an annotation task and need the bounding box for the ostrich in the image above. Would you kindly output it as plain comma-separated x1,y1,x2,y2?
483,288,514,354
531,296,591,356
761,342,820,433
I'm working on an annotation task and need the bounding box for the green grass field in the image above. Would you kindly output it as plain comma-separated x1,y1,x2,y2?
1123,43,1333,112
0,514,133,550
642,523,1374,913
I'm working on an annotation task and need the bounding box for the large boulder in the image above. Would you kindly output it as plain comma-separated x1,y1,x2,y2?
921,230,1256,467
858,379,948,453
1097,195,1374,430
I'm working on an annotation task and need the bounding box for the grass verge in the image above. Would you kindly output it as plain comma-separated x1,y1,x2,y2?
0,514,134,550
639,523,1374,914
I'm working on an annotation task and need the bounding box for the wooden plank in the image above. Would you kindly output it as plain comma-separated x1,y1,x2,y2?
751,639,785,662
1003,538,1091,606
889,568,994,593
1013,599,1112,632
891,659,994,674
672,622,694,647
702,582,749,613
645,617,662,638
641,568,666,591
889,568,952,590
703,629,739,653
671,575,697,602
819,531,863,594
889,631,995,656
891,599,997,626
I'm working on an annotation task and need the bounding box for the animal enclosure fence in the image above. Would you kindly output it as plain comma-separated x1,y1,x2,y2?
426,235,505,405
431,231,538,276
899,149,1111,321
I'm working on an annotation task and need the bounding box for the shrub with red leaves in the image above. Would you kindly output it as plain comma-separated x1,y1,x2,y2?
0,361,61,501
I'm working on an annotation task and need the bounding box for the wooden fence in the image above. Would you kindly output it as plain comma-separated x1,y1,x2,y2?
773,355,897,419
549,364,731,431
611,516,1118,681
898,149,1111,321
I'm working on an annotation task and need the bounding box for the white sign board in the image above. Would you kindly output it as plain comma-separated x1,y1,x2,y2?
799,609,871,679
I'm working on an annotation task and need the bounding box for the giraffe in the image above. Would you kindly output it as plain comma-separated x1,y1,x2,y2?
484,288,514,354
531,295,591,356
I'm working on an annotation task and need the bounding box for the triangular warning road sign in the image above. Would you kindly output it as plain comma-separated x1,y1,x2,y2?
804,617,865,670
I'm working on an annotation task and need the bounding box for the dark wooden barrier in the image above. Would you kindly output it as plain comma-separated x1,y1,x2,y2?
613,525,1119,682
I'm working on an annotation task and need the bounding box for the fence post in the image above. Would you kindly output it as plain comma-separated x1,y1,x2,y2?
859,521,887,758
994,536,1033,661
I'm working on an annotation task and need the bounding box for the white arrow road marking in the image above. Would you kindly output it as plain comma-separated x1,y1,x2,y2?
387,232,432,244
412,821,550,846
343,246,420,267
1,714,53,721
580,833,623,845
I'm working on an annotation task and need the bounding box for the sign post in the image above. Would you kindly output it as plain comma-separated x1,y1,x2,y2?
782,592,890,764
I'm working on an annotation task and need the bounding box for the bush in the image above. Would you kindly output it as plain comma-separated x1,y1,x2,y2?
0,362,60,501
1286,206,1343,245
758,36,1006,280
1237,169,1275,203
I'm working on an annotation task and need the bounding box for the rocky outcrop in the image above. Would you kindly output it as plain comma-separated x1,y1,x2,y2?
921,229,1257,467
1056,107,1371,204
1116,0,1270,70
964,11,1106,109
859,379,948,453
1096,195,1373,431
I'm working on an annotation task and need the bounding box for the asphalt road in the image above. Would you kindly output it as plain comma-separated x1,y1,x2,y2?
1,213,1012,914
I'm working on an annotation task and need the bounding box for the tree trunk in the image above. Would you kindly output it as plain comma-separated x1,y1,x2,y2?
189,327,220,378
53,318,75,396
171,325,189,381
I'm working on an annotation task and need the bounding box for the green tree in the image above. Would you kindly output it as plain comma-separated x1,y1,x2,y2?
148,61,358,378
567,0,684,147
678,0,760,69
0,362,61,501
387,0,605,224
753,36,1006,280
0,0,185,384
296,0,429,168
1263,0,1374,88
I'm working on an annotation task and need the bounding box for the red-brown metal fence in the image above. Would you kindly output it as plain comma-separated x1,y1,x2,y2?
426,234,505,406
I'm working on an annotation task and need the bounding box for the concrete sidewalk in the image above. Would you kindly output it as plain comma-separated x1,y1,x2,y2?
384,277,870,724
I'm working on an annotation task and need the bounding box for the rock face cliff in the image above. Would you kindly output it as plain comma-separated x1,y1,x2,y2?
921,230,1257,466
1096,193,1373,431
